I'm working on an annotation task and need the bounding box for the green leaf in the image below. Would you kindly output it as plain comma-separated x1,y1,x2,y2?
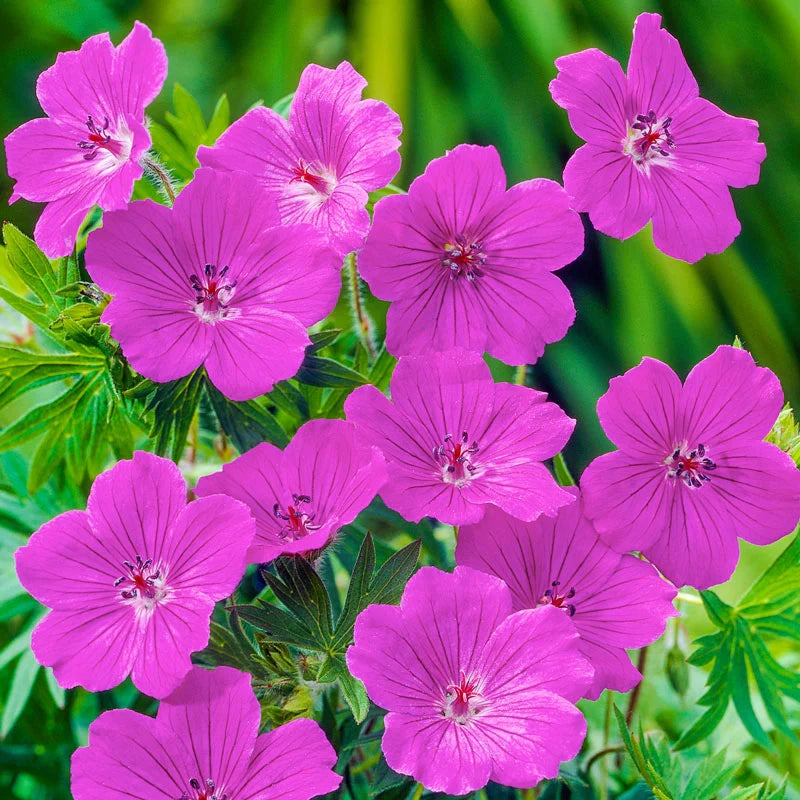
1,649,40,738
141,370,205,461
2,223,62,314
205,382,289,451
366,183,406,215
236,600,323,651
271,91,294,118
307,328,342,353
700,589,733,627
553,451,575,486
323,656,370,723
296,355,368,389
369,754,412,796
206,94,231,142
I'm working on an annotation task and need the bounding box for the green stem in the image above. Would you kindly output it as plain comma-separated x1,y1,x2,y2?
625,646,649,726
676,590,702,606
514,364,528,385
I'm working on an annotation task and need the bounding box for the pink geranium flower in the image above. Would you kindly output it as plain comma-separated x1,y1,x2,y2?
71,666,341,800
581,346,800,589
85,168,341,401
347,566,593,794
198,61,401,258
14,452,254,698
358,144,583,363
549,13,766,263
456,491,678,700
4,22,167,257
344,349,575,526
195,418,387,564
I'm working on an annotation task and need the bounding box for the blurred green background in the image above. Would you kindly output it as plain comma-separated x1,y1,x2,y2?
2,0,800,473
1,1,799,797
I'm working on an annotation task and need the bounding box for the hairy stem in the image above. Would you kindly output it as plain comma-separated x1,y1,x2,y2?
141,155,176,204
345,252,377,361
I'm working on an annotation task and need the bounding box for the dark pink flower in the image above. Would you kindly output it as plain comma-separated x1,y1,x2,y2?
71,665,341,800
4,22,167,257
456,491,678,700
358,144,583,363
549,13,766,263
14,452,254,698
344,349,575,526
581,346,800,589
85,168,340,401
347,566,593,794
195,418,387,564
198,61,401,258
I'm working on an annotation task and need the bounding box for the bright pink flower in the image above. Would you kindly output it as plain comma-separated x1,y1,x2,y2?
549,13,766,263
195,418,387,564
14,452,254,698
344,349,575,526
85,168,340,401
4,22,166,258
358,144,583,363
581,346,800,589
347,566,593,794
71,665,341,800
456,491,678,700
198,61,401,258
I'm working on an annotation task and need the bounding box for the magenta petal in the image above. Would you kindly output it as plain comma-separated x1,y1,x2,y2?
32,190,96,258
348,604,441,715
15,510,115,610
649,163,741,263
197,106,299,194
384,274,489,356
581,450,673,553
112,21,168,116
31,604,139,692
195,441,289,563
173,169,282,265
486,691,587,788
204,308,310,401
71,709,187,800
236,718,341,800
131,593,215,698
480,606,592,704
382,713,492,795
627,13,698,117
234,222,340,326
709,441,800,548
158,667,260,793
563,143,655,240
86,200,183,297
642,485,741,589
87,452,187,563
597,356,682,455
101,296,213,382
4,118,97,203
674,97,766,188
35,31,116,121
680,345,784,447
163,495,253,597
549,48,629,147
284,418,387,527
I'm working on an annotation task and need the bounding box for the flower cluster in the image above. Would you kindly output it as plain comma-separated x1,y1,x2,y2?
6,12,798,800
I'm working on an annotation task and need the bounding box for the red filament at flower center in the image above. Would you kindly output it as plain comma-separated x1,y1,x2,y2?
441,234,487,282
77,115,113,161
114,555,161,600
177,777,227,800
434,430,479,485
631,109,675,160
289,159,333,195
444,671,484,725
190,263,236,321
273,493,321,541
539,580,576,616
666,442,717,488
